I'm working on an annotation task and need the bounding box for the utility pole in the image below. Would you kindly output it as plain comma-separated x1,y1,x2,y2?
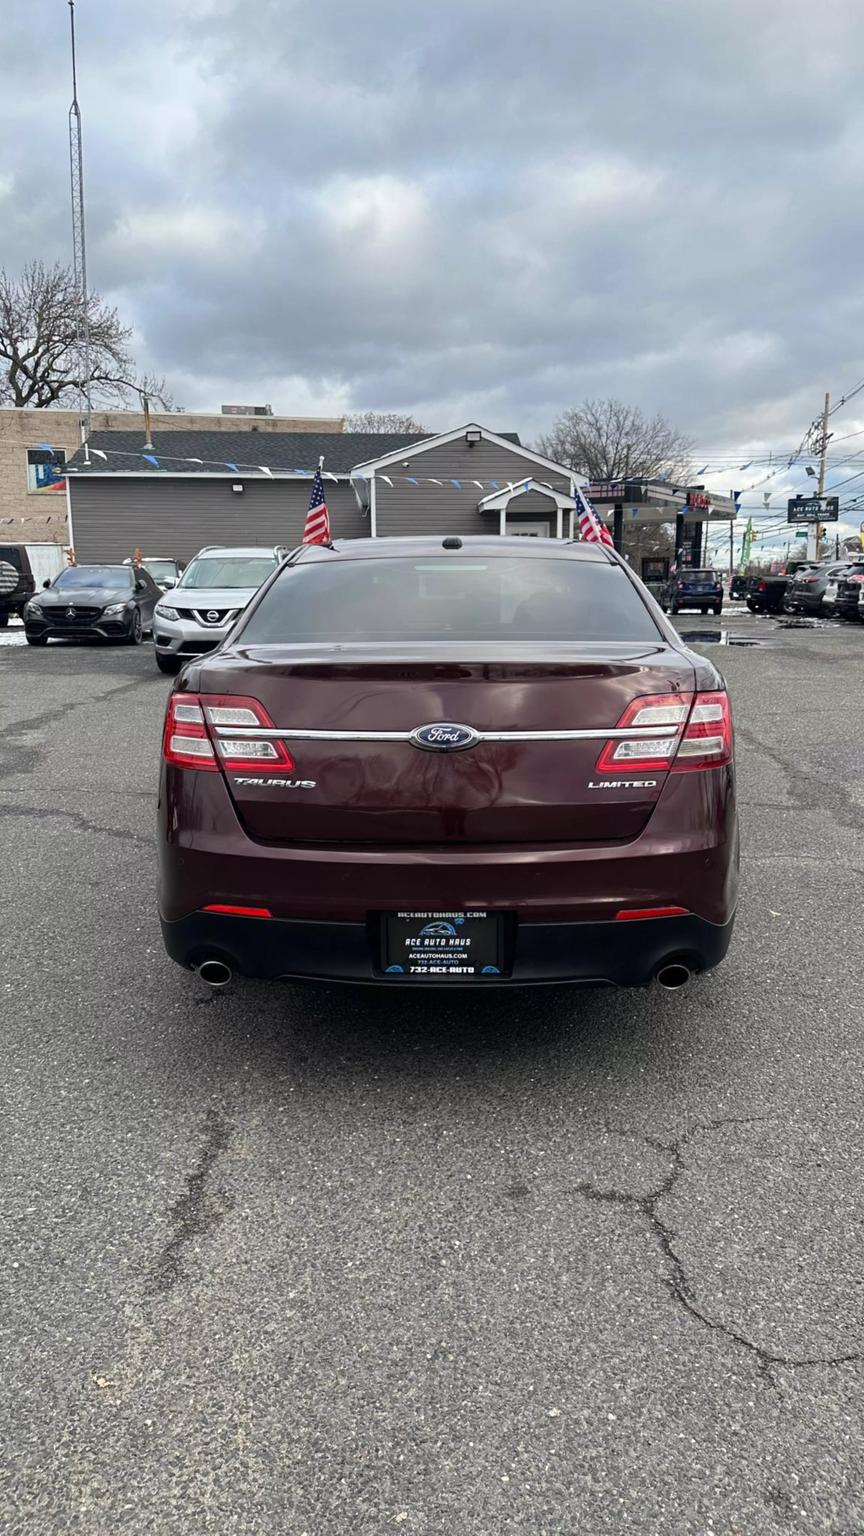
68,0,91,445
808,392,830,562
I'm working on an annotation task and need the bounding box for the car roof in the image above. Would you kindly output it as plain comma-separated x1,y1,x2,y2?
294,536,614,564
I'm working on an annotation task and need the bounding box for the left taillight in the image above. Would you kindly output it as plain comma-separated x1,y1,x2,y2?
595,690,733,775
163,696,219,771
162,693,295,773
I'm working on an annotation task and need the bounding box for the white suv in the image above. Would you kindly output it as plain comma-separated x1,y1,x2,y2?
152,546,287,673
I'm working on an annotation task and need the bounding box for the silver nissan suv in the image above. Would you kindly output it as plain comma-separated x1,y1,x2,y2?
152,546,287,673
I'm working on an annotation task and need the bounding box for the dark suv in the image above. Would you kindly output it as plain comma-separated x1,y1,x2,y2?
0,545,36,626
785,560,853,615
660,568,724,615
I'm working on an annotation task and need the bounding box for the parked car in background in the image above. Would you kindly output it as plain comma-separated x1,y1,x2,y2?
124,556,185,592
828,561,864,620
660,568,724,615
23,563,161,646
745,560,817,614
729,573,749,601
158,536,738,992
152,545,287,673
0,543,66,625
785,560,854,615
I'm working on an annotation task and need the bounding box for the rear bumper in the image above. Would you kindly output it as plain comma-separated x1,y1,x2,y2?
161,909,735,987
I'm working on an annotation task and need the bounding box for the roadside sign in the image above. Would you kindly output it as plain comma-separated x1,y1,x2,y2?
787,495,840,524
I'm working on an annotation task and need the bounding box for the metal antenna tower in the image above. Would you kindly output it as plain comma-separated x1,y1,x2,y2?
68,0,91,442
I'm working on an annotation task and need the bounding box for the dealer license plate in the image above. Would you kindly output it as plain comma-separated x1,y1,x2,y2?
382,910,504,978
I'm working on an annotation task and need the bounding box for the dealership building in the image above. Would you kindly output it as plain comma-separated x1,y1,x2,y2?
63,423,735,568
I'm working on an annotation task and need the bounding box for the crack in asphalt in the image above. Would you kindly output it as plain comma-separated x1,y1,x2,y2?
735,724,864,832
0,673,163,781
577,1117,863,1392
0,673,159,742
148,1107,234,1297
0,800,151,849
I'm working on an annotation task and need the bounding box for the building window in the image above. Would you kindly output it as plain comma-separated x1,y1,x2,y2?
27,448,67,492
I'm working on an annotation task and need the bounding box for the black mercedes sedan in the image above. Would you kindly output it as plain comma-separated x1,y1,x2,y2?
23,564,161,646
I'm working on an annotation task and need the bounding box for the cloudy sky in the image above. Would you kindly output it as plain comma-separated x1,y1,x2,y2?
3,0,864,546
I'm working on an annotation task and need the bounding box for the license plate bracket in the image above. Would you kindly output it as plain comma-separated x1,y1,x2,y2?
380,910,507,978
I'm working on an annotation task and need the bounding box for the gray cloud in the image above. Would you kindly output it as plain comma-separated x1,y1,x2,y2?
3,0,864,500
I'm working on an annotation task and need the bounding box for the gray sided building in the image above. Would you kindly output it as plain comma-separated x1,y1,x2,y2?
65,425,580,563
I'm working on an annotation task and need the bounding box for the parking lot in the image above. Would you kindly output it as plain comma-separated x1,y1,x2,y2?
2,611,863,1535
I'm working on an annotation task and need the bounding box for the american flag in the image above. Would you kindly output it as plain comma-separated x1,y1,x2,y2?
575,486,614,548
302,465,331,545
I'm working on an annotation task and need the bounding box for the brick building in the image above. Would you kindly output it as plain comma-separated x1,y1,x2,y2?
0,408,344,545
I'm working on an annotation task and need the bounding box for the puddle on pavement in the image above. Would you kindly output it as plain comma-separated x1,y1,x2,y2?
678,630,765,647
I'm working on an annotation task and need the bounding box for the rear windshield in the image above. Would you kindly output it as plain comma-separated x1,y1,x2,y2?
53,567,133,590
241,556,661,644
0,547,23,571
678,569,718,580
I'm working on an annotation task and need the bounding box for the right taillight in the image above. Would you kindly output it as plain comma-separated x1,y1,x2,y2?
671,691,733,772
594,693,692,773
595,690,732,776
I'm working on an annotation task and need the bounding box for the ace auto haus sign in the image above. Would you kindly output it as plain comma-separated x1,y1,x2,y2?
787,495,840,524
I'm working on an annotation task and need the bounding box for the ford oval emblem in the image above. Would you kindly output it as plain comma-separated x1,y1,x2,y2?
410,722,479,752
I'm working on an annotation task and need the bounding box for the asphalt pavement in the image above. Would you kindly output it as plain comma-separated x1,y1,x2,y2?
1,613,863,1535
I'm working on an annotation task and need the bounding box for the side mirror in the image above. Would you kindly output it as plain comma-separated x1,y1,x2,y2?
43,579,52,589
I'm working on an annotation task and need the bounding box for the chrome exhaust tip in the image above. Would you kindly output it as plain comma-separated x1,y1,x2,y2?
655,962,692,991
198,959,233,990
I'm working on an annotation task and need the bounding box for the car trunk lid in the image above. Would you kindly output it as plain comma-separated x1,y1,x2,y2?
194,642,696,845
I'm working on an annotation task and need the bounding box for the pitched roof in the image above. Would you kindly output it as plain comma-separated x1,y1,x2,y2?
66,429,429,476
67,427,522,477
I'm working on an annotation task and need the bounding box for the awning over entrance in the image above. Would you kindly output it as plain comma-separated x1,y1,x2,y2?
477,477,580,538
583,480,735,526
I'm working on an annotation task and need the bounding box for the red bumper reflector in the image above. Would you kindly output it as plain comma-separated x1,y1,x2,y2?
615,906,689,921
203,904,273,919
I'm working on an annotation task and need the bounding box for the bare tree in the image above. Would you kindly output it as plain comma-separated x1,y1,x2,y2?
0,260,170,409
345,410,429,434
535,399,692,482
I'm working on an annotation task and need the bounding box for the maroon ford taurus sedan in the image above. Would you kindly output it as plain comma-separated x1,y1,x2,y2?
158,537,738,989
